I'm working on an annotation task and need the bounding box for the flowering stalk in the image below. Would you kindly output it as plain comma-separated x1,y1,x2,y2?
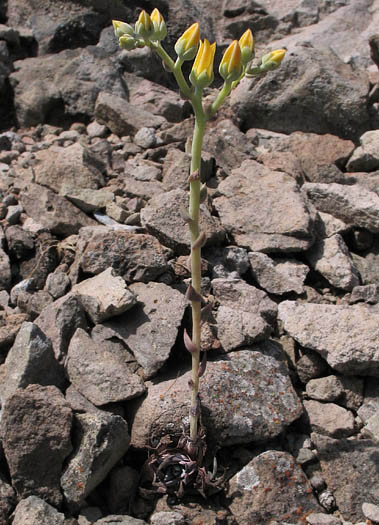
113,11,286,443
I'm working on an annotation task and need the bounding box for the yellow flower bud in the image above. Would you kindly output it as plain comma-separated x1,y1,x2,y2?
175,22,200,61
112,20,134,39
150,8,167,41
261,49,286,71
219,40,242,82
239,29,254,65
119,35,137,51
135,9,153,39
190,39,216,88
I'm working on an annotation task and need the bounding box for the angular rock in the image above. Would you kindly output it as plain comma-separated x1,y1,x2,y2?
306,514,342,525
103,282,186,378
313,433,379,521
4,225,34,260
45,271,71,299
12,495,67,525
346,130,379,171
278,301,379,376
63,188,115,213
61,412,130,509
213,160,314,252
35,294,87,361
338,375,364,412
305,376,344,403
95,91,166,137
306,234,360,291
303,182,379,233
34,143,105,194
0,472,15,525
72,267,136,324
228,451,320,523
315,212,348,239
202,118,253,173
131,343,302,448
161,148,191,192
0,321,64,405
150,512,185,525
303,400,355,438
357,377,379,424
141,189,225,254
19,183,96,236
350,283,379,304
249,252,309,294
93,517,147,525
232,42,370,140
212,278,277,351
0,247,11,290
76,226,170,283
275,131,354,183
362,502,379,523
66,327,145,406
0,311,29,352
129,78,189,123
1,385,72,507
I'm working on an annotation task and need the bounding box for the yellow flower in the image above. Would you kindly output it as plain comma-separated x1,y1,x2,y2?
239,29,254,65
175,22,200,61
112,20,134,39
135,9,153,39
261,49,286,70
190,39,216,88
150,8,167,41
219,40,242,82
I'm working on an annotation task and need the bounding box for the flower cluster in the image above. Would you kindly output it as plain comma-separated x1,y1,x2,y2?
112,9,286,91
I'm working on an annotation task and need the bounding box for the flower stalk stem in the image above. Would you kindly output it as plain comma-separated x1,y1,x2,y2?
188,88,206,440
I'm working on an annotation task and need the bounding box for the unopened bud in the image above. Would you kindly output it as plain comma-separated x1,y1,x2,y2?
175,23,200,61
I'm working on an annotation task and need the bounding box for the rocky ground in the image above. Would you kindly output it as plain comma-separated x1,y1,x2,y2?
0,0,379,524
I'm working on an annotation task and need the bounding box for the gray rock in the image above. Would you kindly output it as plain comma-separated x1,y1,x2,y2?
150,512,185,525
315,212,348,239
34,143,105,194
161,148,191,192
212,278,277,351
72,268,136,324
350,284,379,304
133,127,157,149
306,376,344,403
75,226,170,284
249,252,309,294
0,322,64,405
103,282,186,378
131,343,302,448
1,385,72,507
306,234,360,291
202,118,253,173
362,502,379,523
306,513,342,525
45,271,71,299
228,451,320,523
357,377,379,423
0,247,11,290
35,294,87,361
129,77,189,124
95,91,165,137
141,188,225,255
93,516,147,525
19,183,96,236
275,131,354,183
66,327,145,406
363,413,379,442
5,204,23,225
0,472,16,525
231,42,370,141
347,130,379,171
106,466,139,515
278,301,379,376
338,375,364,412
5,225,34,260
213,160,314,253
61,412,130,509
303,400,355,438
313,433,379,521
12,495,67,525
303,182,379,233
352,242,379,286
63,188,115,213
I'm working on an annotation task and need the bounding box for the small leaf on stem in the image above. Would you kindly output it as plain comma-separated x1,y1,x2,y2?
184,328,197,353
